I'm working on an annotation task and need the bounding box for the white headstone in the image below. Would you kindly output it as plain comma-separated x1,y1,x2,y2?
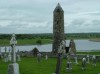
82,57,86,70
4,54,8,62
37,53,41,62
45,54,48,60
16,49,21,61
92,55,96,66
86,55,90,63
8,47,11,61
17,55,21,61
8,63,19,74
75,56,78,64
4,47,8,62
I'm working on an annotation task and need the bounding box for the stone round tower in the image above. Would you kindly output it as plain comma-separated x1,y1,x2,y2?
52,3,65,53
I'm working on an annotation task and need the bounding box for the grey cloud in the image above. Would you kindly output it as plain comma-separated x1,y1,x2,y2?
65,18,100,33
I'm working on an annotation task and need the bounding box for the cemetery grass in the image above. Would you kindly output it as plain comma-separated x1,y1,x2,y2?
0,57,100,74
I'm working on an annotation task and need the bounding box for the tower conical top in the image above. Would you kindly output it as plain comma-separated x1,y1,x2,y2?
57,3,61,7
54,3,63,12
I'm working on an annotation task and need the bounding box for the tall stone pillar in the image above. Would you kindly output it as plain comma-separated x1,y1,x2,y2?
52,3,65,53
8,33,19,74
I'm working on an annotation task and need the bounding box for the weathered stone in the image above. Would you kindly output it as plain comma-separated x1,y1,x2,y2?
8,33,19,74
16,55,21,61
45,54,48,60
92,55,96,66
69,39,76,55
8,47,11,61
55,40,66,74
16,49,21,61
74,56,78,64
86,55,90,63
8,63,19,74
66,61,72,71
8,55,11,61
4,47,8,62
4,53,8,62
52,3,65,53
37,53,41,62
82,57,86,70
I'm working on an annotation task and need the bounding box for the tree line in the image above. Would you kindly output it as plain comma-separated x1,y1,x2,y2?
0,33,100,39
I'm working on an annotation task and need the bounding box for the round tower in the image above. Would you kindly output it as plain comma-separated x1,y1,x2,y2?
52,3,65,53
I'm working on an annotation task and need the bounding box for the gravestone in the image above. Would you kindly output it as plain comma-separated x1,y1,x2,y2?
82,57,86,71
8,47,11,61
92,55,96,66
86,54,90,63
4,47,8,62
16,49,21,61
37,52,41,63
74,56,78,64
45,54,48,60
66,61,72,71
8,33,19,74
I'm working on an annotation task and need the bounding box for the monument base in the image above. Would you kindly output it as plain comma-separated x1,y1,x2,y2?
8,63,19,74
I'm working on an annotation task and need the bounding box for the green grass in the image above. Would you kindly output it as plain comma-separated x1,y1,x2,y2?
77,52,100,55
0,57,100,74
0,39,52,46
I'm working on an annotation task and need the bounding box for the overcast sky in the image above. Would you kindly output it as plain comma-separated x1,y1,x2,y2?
0,0,100,34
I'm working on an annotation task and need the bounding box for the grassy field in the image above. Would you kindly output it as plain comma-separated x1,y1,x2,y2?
0,57,100,74
77,52,100,55
0,39,52,46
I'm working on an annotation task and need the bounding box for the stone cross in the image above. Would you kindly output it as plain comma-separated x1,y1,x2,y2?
82,57,86,71
58,41,66,54
10,33,17,63
55,40,66,74
8,33,19,74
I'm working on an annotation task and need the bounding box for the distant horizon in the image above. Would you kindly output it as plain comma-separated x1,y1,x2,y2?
0,32,100,34
0,0,100,33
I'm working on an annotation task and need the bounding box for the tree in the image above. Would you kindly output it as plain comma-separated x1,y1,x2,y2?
36,39,42,45
31,47,39,56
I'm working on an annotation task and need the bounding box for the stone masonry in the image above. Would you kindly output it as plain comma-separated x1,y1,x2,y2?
52,3,65,53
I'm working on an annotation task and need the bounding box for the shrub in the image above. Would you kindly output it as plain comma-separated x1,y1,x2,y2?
32,47,39,56
36,39,42,45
